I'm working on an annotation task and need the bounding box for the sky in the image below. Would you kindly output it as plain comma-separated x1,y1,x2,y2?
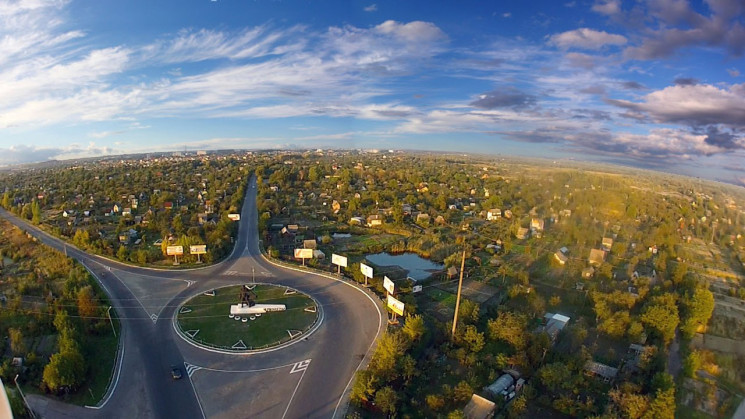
0,0,744,185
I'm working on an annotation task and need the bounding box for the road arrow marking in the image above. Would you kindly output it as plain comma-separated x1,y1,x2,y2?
287,330,302,339
290,359,311,374
180,307,193,314
185,280,195,287
150,313,158,323
185,362,202,378
232,340,247,350
185,329,200,338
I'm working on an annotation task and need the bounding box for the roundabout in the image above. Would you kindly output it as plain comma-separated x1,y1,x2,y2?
175,283,321,352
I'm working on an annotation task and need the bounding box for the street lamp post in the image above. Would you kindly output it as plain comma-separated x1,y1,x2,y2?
14,374,36,418
107,306,116,338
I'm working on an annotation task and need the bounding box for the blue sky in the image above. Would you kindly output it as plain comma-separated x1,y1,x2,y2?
1,0,744,185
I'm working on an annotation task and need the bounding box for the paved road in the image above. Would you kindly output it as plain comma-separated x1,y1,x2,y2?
2,175,385,418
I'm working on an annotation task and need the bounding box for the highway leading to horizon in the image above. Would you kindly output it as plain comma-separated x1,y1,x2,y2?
1,176,385,419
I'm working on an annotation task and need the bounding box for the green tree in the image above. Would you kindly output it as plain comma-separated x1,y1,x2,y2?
117,245,129,261
9,328,26,356
42,348,86,392
1,191,9,209
640,294,679,343
453,380,473,403
402,314,425,342
350,369,377,404
459,325,484,353
31,200,42,225
642,388,675,419
72,229,90,249
374,386,398,415
680,287,714,339
77,285,98,319
488,311,527,349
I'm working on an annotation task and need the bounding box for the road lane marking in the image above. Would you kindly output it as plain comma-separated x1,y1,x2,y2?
184,362,207,419
185,362,202,378
290,359,311,374
224,270,239,276
283,361,310,419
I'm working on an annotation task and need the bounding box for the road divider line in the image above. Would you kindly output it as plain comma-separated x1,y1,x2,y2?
282,363,309,419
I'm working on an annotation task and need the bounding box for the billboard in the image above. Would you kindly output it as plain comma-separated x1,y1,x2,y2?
383,276,395,294
190,245,207,255
228,213,240,221
387,295,405,316
331,253,348,267
360,263,373,278
294,248,313,259
166,245,184,256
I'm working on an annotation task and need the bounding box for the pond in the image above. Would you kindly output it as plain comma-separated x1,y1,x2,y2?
332,233,352,239
365,252,444,281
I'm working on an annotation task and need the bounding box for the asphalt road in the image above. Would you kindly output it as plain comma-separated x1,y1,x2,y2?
1,175,385,419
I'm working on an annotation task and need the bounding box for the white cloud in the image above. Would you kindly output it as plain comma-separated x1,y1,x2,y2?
549,28,627,50
591,0,621,15
608,83,745,127
363,4,377,12
373,20,446,43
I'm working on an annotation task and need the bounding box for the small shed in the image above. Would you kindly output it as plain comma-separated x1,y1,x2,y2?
464,394,496,419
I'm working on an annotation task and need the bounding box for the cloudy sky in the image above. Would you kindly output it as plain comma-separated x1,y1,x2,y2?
1,0,744,184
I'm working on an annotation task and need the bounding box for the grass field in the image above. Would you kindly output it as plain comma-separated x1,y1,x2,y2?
177,284,318,350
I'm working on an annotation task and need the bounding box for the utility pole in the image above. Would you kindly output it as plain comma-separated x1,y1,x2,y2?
14,374,36,418
451,248,467,339
107,306,116,338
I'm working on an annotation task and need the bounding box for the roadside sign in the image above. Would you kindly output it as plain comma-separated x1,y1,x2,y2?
413,285,423,293
228,213,240,221
166,246,184,256
294,248,313,259
360,263,373,279
383,276,395,294
331,253,348,268
387,295,405,316
190,245,207,255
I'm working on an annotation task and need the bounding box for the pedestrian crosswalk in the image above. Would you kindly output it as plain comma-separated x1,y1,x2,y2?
224,270,240,276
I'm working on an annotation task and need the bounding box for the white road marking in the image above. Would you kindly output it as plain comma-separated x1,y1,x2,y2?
150,313,158,323
290,359,311,374
185,280,195,287
224,270,239,276
184,362,207,419
185,329,200,338
283,362,310,419
185,362,202,378
232,339,247,349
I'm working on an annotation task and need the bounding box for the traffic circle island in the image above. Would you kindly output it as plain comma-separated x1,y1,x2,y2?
176,283,320,352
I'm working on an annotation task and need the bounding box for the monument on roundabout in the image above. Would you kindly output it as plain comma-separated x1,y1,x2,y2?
230,284,287,315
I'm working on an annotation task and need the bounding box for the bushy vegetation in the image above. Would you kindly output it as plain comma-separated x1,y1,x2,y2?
0,219,118,411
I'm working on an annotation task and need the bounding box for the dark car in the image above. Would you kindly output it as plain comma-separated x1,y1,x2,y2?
171,366,182,380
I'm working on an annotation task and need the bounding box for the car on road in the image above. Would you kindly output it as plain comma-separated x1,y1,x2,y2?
171,366,182,380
